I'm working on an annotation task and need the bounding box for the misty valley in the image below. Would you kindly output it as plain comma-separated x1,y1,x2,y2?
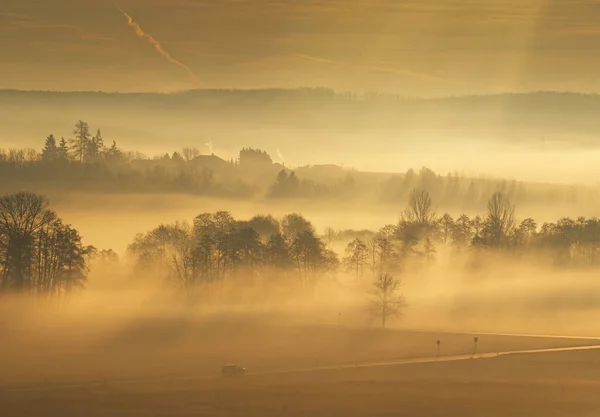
2,117,600,417
5,0,600,414
3,120,600,331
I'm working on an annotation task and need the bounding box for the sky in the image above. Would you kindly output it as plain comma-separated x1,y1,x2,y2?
2,0,600,96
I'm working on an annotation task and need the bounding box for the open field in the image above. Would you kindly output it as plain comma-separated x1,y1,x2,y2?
1,322,599,388
2,344,600,417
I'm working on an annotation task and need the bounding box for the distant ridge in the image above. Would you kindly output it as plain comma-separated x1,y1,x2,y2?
3,87,600,164
1,87,599,101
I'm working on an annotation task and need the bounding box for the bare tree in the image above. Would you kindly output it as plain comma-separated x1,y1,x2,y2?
373,227,395,274
366,237,378,277
128,222,195,290
484,192,515,247
368,273,407,329
291,229,337,289
182,147,201,161
403,188,436,227
343,238,369,283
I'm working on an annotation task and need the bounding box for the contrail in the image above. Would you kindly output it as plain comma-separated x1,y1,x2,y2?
116,5,199,84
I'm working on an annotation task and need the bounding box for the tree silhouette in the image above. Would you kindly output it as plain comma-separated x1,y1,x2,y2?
87,129,105,160
438,213,455,245
396,189,437,261
128,222,195,290
265,232,292,270
291,229,337,289
126,210,341,301
482,192,515,248
423,238,436,263
368,273,407,329
453,214,474,247
373,226,396,275
0,192,88,295
281,213,314,242
239,148,272,168
104,141,123,163
246,215,280,241
343,238,369,283
41,135,59,162
70,120,91,163
57,138,69,160
403,188,436,227
182,147,201,162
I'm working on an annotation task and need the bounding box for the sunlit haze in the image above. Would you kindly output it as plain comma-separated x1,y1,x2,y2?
2,0,600,94
2,1,600,416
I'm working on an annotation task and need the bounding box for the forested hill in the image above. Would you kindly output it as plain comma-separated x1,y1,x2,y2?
2,89,600,123
2,89,600,151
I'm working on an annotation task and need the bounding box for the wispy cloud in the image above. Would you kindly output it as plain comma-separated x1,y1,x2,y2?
115,5,200,85
293,53,339,65
0,13,80,31
294,53,460,85
79,33,116,42
0,12,114,43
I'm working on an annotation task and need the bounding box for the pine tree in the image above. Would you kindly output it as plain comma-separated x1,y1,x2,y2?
57,137,69,160
88,128,105,160
287,172,300,194
70,120,91,163
41,134,58,162
105,140,123,162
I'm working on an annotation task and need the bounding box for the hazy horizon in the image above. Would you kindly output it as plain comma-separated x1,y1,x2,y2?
3,2,600,415
3,88,600,185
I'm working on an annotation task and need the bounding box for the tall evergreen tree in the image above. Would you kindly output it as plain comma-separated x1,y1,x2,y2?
41,134,58,162
70,120,91,163
57,137,69,160
88,128,105,160
105,140,123,162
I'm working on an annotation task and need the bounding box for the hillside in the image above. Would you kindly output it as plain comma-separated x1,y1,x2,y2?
2,89,600,150
3,88,600,184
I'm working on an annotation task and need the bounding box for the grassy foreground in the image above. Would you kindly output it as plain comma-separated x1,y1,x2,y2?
2,348,600,417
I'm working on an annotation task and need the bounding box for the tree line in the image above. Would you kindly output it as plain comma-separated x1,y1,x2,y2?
128,187,600,301
128,212,339,302
124,187,600,325
3,185,600,301
4,188,600,326
2,121,599,210
340,188,600,283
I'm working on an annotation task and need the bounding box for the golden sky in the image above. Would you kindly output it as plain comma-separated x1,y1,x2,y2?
2,0,600,95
